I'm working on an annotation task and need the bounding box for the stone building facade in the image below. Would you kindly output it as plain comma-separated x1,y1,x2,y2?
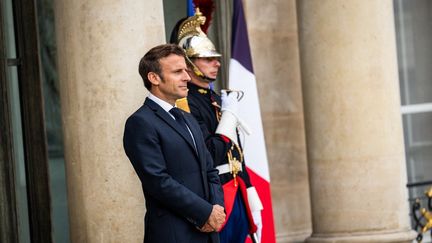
2,0,431,242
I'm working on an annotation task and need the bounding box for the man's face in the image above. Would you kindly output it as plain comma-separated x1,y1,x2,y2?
193,57,221,80
155,54,190,104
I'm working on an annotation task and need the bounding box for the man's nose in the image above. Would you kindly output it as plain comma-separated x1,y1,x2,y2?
183,70,191,81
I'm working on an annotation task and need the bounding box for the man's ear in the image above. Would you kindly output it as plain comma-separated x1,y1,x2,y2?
148,72,160,86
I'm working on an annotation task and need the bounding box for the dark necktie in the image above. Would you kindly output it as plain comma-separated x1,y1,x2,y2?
169,108,197,150
169,107,189,132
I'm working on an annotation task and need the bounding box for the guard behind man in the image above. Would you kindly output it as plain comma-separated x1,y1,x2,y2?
171,10,264,243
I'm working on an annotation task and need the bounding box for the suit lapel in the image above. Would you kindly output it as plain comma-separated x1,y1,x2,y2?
145,98,198,157
184,115,202,161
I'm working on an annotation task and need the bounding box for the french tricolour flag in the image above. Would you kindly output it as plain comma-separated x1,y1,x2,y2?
229,0,276,242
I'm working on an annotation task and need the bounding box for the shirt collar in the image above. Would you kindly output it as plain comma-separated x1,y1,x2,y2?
147,93,175,114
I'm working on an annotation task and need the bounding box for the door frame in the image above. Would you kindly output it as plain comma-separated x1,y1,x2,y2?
0,0,52,242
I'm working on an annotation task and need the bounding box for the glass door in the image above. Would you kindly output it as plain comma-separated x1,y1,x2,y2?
394,0,432,242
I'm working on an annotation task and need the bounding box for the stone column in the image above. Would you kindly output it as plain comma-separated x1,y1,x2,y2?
54,1,165,242
244,1,312,242
297,1,416,242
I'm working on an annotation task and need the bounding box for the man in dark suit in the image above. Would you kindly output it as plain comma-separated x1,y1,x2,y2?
123,44,225,243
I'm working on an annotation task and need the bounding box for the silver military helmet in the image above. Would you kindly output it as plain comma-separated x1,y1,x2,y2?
178,34,221,58
177,8,221,81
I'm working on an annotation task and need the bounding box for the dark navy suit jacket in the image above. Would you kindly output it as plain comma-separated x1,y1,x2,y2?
123,98,224,243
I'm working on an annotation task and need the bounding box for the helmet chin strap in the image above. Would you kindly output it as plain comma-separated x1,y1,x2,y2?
185,55,216,83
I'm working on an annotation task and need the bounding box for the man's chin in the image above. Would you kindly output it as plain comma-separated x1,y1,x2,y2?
179,91,188,98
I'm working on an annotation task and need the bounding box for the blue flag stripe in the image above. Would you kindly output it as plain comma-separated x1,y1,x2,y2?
232,0,254,73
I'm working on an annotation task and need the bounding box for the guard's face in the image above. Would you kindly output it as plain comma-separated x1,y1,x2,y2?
193,57,221,80
155,54,190,104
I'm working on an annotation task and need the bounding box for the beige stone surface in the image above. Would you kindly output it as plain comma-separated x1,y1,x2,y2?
297,0,414,242
244,1,312,242
54,0,165,242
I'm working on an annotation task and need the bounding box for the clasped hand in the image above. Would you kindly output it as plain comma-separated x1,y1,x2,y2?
199,204,226,233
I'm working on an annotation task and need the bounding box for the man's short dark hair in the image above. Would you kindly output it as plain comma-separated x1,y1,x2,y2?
139,44,186,90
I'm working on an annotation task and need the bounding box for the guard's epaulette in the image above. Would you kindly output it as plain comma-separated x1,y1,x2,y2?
198,88,207,94
175,97,191,113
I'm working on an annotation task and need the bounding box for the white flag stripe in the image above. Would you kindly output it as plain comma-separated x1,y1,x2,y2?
229,59,270,182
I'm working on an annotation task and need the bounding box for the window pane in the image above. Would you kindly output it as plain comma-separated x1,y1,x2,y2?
395,0,432,105
403,113,432,184
7,66,31,243
2,0,16,59
404,112,432,147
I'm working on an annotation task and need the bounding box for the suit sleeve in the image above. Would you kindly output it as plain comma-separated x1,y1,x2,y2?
204,141,225,207
123,115,212,228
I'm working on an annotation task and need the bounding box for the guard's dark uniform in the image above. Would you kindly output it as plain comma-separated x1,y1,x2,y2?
186,83,257,242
